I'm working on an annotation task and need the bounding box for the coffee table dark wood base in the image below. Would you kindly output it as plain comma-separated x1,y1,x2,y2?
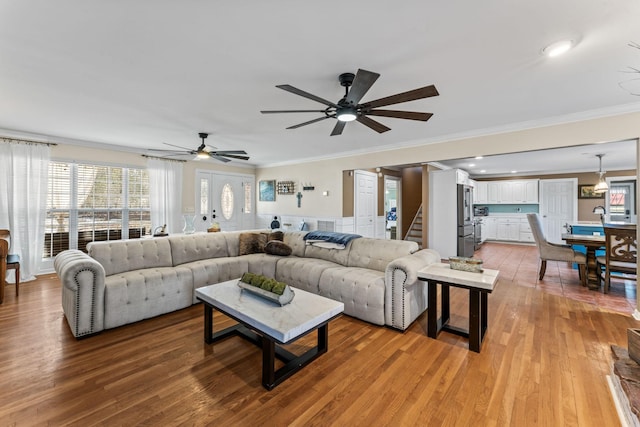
426,280,488,353
202,303,329,390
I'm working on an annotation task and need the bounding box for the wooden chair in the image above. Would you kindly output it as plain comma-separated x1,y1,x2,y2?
0,230,20,298
527,213,587,286
596,223,637,293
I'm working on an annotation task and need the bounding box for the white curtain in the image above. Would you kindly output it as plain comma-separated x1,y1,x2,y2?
147,157,183,234
0,140,50,282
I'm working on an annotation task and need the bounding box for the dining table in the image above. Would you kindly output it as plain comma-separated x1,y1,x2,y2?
561,233,605,289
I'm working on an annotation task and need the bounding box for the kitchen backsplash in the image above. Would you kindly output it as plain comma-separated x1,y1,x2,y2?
473,204,539,214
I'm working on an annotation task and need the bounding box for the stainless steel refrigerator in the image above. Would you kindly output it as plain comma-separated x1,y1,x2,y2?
457,184,475,257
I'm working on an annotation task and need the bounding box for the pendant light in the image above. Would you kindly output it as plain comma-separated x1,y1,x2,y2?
593,154,609,193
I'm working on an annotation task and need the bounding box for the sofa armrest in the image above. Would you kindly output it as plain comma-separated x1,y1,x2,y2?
54,250,106,338
384,248,440,330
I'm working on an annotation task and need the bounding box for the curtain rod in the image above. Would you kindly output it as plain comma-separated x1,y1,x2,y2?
0,137,57,146
141,154,187,162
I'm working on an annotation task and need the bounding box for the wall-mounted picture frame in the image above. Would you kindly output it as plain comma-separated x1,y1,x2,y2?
578,184,605,199
259,180,276,201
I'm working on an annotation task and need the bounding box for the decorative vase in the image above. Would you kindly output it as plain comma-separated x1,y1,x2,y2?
183,214,196,234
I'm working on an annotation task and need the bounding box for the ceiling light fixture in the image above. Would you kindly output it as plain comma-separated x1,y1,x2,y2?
336,107,357,122
542,40,574,58
475,156,483,160
593,153,609,193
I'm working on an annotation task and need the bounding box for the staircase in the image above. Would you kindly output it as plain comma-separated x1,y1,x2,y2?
404,205,423,248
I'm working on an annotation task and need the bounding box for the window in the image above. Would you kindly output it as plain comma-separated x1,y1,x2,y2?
44,161,150,257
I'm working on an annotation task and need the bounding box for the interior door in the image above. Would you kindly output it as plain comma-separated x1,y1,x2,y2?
539,178,577,244
354,170,377,237
195,171,254,232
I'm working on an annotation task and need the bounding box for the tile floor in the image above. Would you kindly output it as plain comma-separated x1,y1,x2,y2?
474,241,637,315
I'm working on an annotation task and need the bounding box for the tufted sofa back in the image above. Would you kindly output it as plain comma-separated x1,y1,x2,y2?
347,238,419,272
87,238,173,276
168,233,230,266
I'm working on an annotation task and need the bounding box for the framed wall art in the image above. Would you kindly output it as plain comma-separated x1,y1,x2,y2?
259,180,276,201
578,184,605,199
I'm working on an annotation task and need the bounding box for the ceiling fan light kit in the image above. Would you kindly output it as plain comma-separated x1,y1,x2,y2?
261,68,439,135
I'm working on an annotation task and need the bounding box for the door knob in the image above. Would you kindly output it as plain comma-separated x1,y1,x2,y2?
202,215,207,221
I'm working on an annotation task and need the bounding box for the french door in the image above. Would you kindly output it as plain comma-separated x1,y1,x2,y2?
195,171,254,232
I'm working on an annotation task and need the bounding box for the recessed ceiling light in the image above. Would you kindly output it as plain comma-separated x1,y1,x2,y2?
542,40,573,58
480,170,486,173
475,156,483,160
469,163,475,167
511,170,517,174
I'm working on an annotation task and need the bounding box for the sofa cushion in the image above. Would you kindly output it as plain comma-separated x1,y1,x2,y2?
347,238,419,272
88,238,173,276
239,232,269,255
183,256,249,294
318,267,385,325
283,231,308,257
275,257,341,294
103,266,193,329
168,233,230,266
304,243,351,266
265,240,292,256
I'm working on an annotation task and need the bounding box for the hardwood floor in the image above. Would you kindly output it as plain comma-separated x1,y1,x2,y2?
0,242,637,426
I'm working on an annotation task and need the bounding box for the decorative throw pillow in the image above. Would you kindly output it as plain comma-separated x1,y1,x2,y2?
265,240,292,256
239,232,268,255
269,230,284,242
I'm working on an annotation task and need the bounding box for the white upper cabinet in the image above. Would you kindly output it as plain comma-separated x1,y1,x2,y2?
474,181,488,204
476,179,539,204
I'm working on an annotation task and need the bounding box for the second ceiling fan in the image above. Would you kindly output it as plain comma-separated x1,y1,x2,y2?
261,69,439,136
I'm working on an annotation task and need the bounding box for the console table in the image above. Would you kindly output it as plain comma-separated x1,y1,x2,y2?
418,263,499,352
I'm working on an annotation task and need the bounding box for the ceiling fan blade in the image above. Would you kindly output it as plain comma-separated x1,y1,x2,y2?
356,115,391,134
209,154,232,163
362,85,439,109
330,121,346,136
261,109,328,114
345,69,380,105
162,142,194,151
276,84,339,108
210,150,248,155
211,153,250,161
286,116,332,130
366,110,433,122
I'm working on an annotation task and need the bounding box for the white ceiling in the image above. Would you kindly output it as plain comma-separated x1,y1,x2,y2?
2,1,640,167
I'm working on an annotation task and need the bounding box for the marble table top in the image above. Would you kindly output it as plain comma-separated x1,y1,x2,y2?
417,262,499,292
195,279,344,344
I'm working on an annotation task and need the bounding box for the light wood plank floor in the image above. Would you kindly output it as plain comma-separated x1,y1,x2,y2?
0,242,637,426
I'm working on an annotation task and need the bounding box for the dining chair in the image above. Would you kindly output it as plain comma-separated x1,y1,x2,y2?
0,230,20,297
527,213,587,286
596,223,637,293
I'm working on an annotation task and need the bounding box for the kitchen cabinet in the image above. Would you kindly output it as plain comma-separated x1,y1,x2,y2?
474,181,488,204
482,217,497,240
456,169,469,185
496,218,520,241
482,216,534,243
480,179,539,204
487,182,500,203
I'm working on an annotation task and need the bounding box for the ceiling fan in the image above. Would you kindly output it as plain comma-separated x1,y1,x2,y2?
149,133,250,163
261,69,439,136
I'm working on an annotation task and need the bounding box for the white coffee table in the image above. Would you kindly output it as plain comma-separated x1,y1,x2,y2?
418,263,499,352
195,279,344,390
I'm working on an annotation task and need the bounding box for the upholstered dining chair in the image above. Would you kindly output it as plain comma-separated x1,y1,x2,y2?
0,229,20,297
527,213,587,286
596,223,637,293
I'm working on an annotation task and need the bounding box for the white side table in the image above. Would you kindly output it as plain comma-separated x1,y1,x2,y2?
417,263,499,352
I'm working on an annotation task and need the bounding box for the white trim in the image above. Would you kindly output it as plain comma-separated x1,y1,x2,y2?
633,309,640,321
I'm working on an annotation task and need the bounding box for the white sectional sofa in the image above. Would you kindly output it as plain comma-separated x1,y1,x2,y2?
54,231,440,338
